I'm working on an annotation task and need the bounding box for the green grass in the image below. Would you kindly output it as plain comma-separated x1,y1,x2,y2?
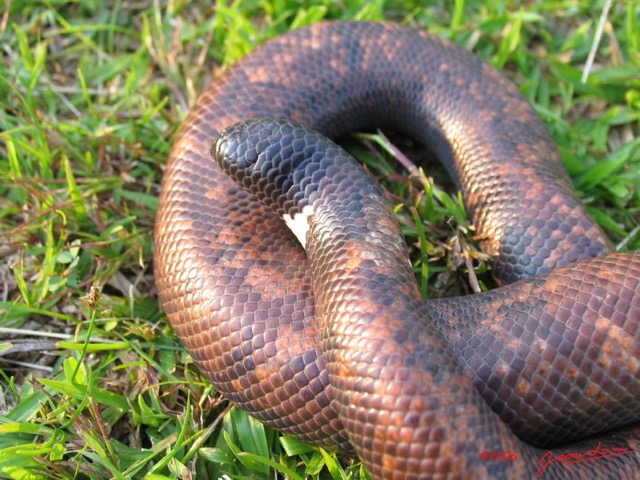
1,0,638,478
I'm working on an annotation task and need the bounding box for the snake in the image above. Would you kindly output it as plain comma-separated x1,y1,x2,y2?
154,21,640,478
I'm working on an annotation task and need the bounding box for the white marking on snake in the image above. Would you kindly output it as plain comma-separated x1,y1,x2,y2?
283,205,314,249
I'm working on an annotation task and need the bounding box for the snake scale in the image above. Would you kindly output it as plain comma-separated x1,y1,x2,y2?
154,21,640,478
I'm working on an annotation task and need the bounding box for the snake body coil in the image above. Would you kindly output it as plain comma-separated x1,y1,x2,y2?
154,22,640,478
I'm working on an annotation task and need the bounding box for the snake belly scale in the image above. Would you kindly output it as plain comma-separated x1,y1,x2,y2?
154,21,640,479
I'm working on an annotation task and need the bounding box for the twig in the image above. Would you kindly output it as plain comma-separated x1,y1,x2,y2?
581,0,612,83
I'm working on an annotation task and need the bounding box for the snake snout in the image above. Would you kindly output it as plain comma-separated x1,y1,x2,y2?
212,119,357,223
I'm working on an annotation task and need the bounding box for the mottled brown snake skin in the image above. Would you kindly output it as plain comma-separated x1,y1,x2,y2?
154,22,640,479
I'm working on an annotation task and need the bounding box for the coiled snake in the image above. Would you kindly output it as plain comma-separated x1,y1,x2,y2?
154,21,640,479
